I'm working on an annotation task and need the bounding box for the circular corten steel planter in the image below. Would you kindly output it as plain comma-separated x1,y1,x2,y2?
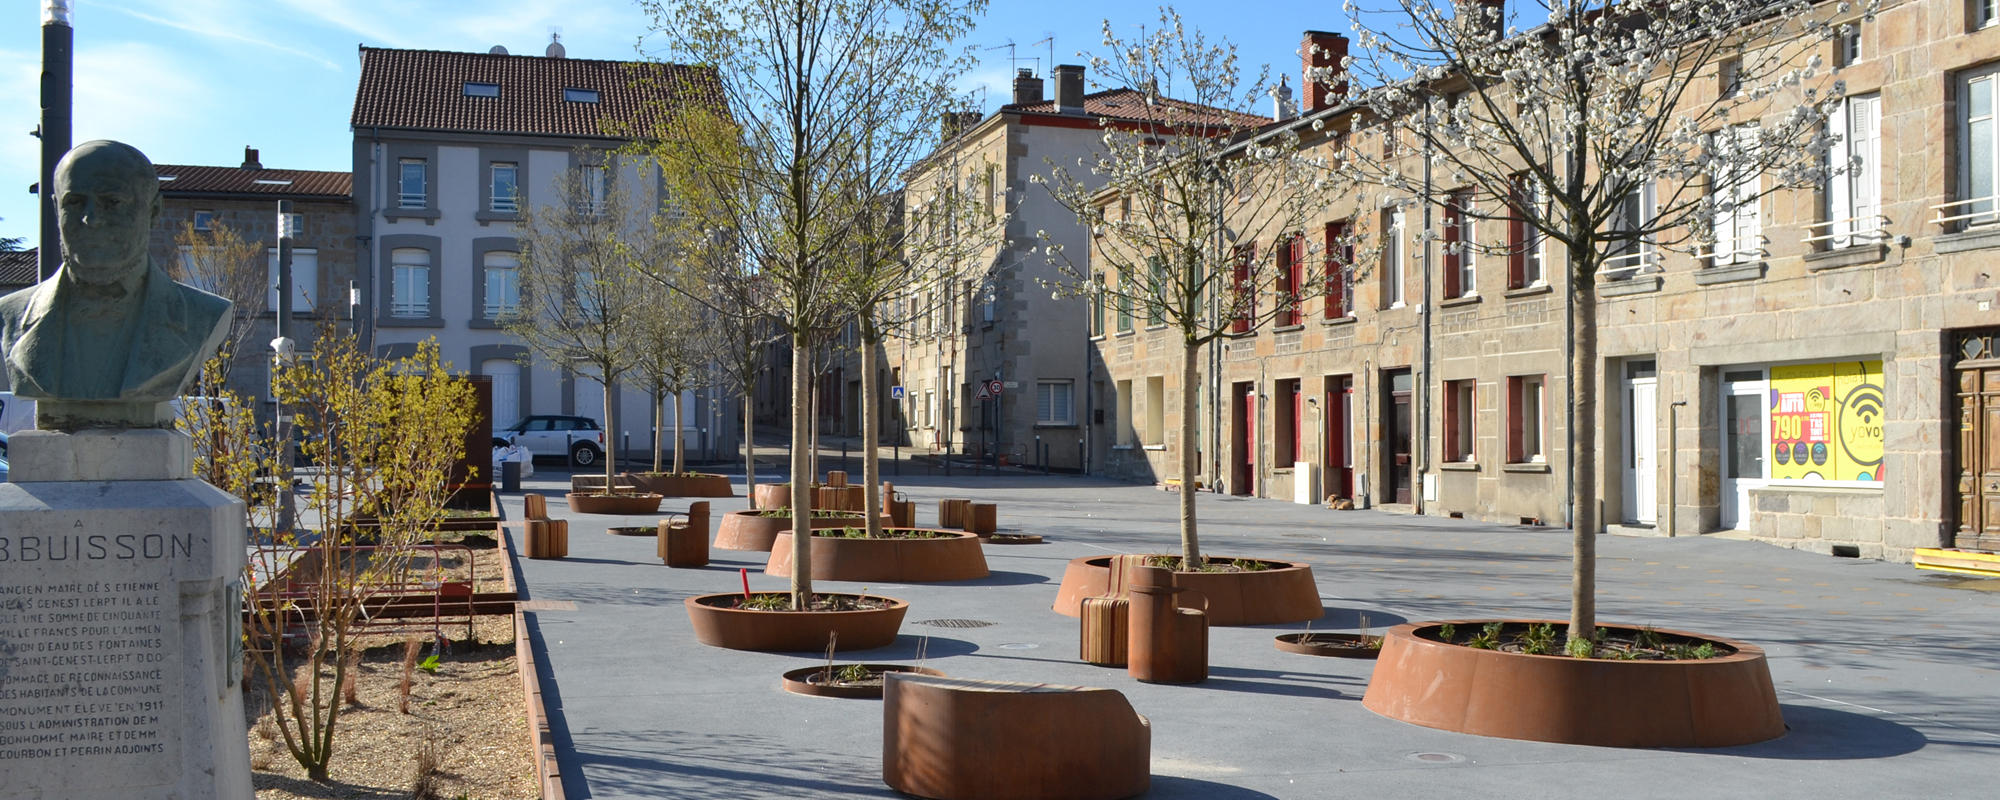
1052,555,1323,626
713,511,889,552
780,664,944,699
1273,632,1380,659
764,529,989,582
624,472,734,497
565,492,664,515
684,592,909,652
1361,620,1785,748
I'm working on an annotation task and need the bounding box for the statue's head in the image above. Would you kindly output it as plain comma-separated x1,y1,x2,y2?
54,140,161,287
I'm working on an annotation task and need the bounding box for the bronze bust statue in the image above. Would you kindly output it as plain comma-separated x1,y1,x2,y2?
0,140,232,430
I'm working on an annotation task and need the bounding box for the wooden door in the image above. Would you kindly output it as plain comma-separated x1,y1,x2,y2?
1957,359,2000,550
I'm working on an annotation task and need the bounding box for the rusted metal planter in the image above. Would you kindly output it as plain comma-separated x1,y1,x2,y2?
1052,555,1323,626
883,673,1150,800
1362,620,1785,748
683,592,908,652
623,472,734,497
764,529,989,582
1273,632,1381,659
781,664,944,699
712,510,889,552
564,492,664,515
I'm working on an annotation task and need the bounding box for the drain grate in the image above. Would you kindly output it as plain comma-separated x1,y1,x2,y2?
912,619,998,629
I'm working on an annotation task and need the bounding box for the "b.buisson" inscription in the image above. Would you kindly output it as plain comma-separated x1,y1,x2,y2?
0,532,195,563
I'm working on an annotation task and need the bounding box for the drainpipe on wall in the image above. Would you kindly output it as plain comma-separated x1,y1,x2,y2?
1415,113,1434,516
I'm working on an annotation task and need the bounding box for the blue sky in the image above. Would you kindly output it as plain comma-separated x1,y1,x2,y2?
0,0,1349,246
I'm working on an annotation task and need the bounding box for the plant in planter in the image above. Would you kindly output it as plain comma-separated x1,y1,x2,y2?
765,527,989,582
1033,12,1343,618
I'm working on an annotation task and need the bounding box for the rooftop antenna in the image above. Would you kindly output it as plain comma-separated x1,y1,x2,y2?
984,40,1023,76
1030,35,1053,77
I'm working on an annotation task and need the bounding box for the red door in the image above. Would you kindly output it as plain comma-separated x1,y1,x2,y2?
1327,376,1353,500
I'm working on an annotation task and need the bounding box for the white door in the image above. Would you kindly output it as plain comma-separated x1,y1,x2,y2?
1622,364,1658,524
1720,371,1768,529
483,359,521,432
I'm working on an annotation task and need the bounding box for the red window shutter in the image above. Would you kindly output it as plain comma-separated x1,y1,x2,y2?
1292,382,1303,466
1506,377,1524,463
1232,244,1254,333
1324,222,1347,318
1508,177,1527,289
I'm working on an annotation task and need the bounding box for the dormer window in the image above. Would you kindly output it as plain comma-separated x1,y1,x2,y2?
563,88,600,103
463,82,500,98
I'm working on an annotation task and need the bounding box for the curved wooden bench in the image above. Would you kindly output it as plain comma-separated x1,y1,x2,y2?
883,674,1149,800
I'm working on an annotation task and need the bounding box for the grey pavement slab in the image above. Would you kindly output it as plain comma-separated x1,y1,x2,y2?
507,473,2000,799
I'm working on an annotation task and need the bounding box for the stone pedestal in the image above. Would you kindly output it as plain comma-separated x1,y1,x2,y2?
0,430,253,800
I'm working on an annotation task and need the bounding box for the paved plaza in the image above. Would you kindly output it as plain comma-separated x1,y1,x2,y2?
506,473,2000,799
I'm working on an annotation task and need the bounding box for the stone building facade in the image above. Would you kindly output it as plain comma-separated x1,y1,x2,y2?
1090,5,2000,563
145,149,357,405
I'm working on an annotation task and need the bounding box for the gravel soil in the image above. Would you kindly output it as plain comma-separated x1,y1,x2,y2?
246,615,533,800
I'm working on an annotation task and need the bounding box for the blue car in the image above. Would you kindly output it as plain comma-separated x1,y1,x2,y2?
0,430,9,483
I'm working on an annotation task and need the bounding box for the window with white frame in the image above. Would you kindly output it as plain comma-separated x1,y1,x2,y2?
398,159,427,209
491,163,520,213
1825,94,1882,248
1508,375,1545,463
1508,173,1544,287
1605,182,1655,277
484,251,521,319
1381,207,1405,308
580,165,606,215
924,389,936,428
1956,65,2000,229
1977,0,1998,31
575,268,601,320
1036,381,1073,425
1444,190,1475,297
1836,23,1862,67
1708,125,1762,266
390,247,430,317
266,248,318,312
193,210,214,231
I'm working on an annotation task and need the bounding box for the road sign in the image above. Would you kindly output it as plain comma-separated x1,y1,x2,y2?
890,385,906,400
987,380,1004,396
975,384,992,400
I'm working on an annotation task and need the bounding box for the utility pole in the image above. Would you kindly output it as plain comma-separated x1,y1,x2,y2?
38,0,73,281
273,201,297,533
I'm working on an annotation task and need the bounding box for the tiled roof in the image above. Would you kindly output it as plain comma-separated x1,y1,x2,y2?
0,249,37,290
1003,88,1269,128
351,47,723,139
153,165,352,200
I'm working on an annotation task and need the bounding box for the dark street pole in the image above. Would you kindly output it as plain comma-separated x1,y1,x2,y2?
38,1,73,280
273,201,297,533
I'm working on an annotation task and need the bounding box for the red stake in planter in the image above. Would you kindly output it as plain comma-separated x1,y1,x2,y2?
740,568,752,602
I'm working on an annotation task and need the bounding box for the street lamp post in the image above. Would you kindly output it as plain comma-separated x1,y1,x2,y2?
38,0,72,281
272,201,298,533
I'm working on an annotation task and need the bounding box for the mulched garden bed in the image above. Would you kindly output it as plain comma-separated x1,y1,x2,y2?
1141,555,1287,573
247,618,532,800
1419,621,1736,660
1273,632,1382,658
815,527,956,539
701,592,898,612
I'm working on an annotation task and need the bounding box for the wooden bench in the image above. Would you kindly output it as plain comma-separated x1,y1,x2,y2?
883,673,1149,800
656,502,710,567
1080,555,1146,666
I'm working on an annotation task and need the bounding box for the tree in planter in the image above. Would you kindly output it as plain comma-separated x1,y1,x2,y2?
185,335,475,781
508,159,651,490
640,0,983,607
629,270,723,475
1034,8,1341,567
1340,0,1858,646
841,159,1004,537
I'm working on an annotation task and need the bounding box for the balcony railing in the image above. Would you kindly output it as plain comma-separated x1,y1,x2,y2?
1930,196,2000,230
398,192,426,209
1801,214,1891,247
1694,234,1768,266
1597,248,1659,278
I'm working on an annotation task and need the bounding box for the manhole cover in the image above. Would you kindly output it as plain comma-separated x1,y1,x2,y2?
996,643,1040,650
912,619,998,629
1408,753,1464,763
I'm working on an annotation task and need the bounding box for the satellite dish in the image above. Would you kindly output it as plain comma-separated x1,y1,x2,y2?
489,45,509,55
545,40,566,58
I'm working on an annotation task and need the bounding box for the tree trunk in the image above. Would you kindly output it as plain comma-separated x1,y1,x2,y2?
743,392,757,503
671,388,686,475
1568,267,1599,643
653,389,665,473
809,369,821,482
1179,337,1202,567
861,336,885,537
603,374,619,489
789,332,814,608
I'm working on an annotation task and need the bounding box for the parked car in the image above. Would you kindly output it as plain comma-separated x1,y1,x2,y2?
493,415,604,467
1,430,9,482
0,392,34,434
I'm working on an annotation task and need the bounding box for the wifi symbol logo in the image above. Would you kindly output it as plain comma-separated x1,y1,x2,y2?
1848,390,1883,423
1840,383,1886,469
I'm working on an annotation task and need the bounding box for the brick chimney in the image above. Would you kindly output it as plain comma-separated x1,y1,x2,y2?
241,146,262,170
1012,68,1044,105
1461,0,1507,42
1302,31,1348,113
1053,64,1085,114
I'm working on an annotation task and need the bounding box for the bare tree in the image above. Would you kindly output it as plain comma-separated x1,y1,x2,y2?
1035,7,1342,567
1341,0,1860,646
508,159,652,489
640,0,984,608
168,219,267,363
629,273,721,474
